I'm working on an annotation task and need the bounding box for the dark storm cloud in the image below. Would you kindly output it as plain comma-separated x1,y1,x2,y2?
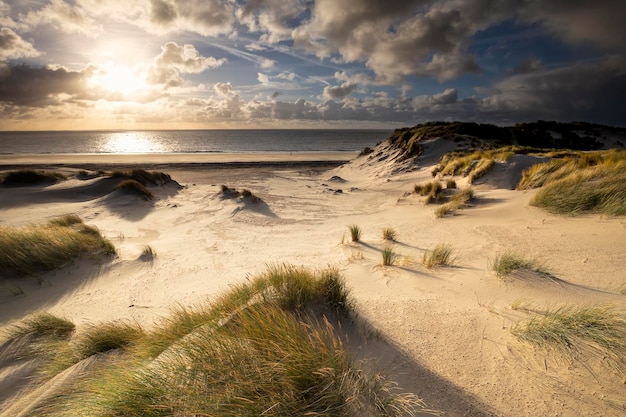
0,64,92,106
485,56,626,126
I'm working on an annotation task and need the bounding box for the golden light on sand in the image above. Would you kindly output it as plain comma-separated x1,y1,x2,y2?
89,63,146,97
102,132,165,154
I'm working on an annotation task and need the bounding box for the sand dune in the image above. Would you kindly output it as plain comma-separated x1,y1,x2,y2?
1,146,625,416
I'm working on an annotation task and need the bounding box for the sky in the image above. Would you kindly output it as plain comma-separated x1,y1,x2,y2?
0,0,625,130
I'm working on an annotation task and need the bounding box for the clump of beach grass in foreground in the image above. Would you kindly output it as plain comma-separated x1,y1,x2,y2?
446,179,457,189
382,227,396,241
0,169,67,186
422,243,455,268
113,179,154,200
348,224,362,242
491,251,548,279
381,246,399,266
0,216,115,278
512,305,626,373
9,264,425,417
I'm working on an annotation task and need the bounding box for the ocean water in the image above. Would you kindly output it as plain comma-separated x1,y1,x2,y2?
0,130,391,155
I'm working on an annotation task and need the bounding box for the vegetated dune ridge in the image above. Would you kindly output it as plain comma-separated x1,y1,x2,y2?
0,121,624,417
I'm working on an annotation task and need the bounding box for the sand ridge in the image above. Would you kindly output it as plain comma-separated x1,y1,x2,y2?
0,152,625,416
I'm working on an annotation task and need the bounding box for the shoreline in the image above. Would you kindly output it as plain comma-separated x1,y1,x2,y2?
0,152,354,171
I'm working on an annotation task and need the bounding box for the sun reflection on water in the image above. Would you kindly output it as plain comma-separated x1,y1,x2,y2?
100,132,167,154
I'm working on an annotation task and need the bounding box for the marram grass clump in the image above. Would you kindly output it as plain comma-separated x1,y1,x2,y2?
519,149,626,216
422,243,455,268
0,169,67,185
512,305,626,373
113,179,154,200
0,216,116,278
491,251,548,279
8,264,425,417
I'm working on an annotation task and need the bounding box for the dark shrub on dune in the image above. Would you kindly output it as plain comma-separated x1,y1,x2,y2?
109,169,173,186
0,169,67,186
113,179,154,200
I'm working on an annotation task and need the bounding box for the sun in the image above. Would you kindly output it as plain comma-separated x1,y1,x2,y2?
89,63,147,97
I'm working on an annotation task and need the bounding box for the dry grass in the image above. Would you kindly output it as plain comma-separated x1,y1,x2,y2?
348,224,362,242
382,227,397,241
518,150,626,216
422,243,455,268
491,251,548,278
113,179,154,200
0,169,67,185
9,264,425,417
414,181,443,204
381,246,399,266
0,216,116,277
512,305,626,373
434,187,475,218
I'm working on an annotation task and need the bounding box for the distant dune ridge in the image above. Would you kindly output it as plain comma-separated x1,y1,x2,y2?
1,121,625,417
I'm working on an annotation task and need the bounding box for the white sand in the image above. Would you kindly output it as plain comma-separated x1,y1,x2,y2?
1,151,625,416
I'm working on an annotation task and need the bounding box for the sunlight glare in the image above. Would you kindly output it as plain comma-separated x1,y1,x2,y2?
90,63,147,97
102,132,166,154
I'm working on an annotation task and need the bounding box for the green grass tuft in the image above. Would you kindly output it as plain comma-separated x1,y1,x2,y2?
348,224,362,242
381,246,399,266
491,251,547,278
422,243,455,268
0,217,116,278
512,305,626,373
4,312,75,341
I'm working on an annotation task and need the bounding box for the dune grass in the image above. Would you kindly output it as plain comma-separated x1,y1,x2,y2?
13,264,423,417
434,187,475,218
422,243,455,268
4,312,75,341
0,169,67,186
518,149,626,216
381,246,399,266
348,224,362,242
491,251,547,278
109,169,173,186
113,179,154,200
414,181,443,204
0,216,116,278
512,305,626,373
382,227,396,241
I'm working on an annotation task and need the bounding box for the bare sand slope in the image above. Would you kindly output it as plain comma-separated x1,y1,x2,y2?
1,155,625,416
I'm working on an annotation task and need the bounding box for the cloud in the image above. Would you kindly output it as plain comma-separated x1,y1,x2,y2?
147,42,226,87
0,64,92,106
23,0,102,37
483,56,626,125
519,0,626,49
214,81,236,97
238,0,308,43
323,82,356,100
0,28,40,60
512,56,544,74
413,88,459,109
291,0,483,82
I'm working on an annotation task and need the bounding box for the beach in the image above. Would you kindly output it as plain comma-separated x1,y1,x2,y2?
1,148,625,416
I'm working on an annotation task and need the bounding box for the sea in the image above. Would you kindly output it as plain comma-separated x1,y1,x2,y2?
0,130,391,155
